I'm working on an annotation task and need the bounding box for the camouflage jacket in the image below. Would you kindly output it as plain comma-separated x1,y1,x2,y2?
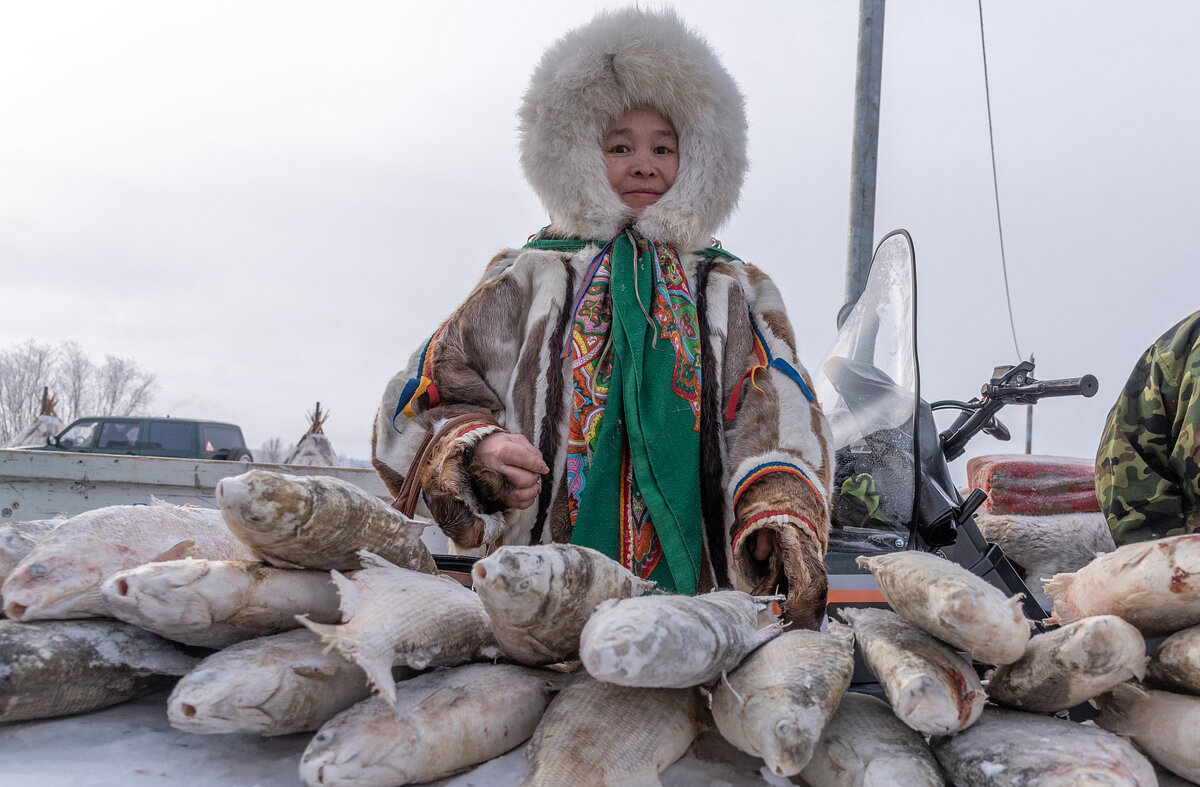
1096,310,1200,544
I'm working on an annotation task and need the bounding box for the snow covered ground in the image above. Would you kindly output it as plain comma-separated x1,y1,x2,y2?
0,689,789,787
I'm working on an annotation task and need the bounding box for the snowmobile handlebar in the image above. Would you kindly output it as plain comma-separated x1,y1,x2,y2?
937,361,1098,462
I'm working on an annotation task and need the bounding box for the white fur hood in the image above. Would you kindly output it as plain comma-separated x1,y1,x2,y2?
518,7,748,251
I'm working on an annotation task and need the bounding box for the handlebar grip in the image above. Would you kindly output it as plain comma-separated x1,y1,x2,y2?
1038,374,1098,398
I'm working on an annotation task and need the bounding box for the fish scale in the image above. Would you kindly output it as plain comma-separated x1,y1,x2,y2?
857,551,1030,666
166,628,372,736
799,691,943,787
300,663,568,787
0,618,198,723
841,606,986,736
579,590,780,688
216,470,436,574
521,673,704,787
299,551,497,703
102,558,342,648
711,626,854,777
933,706,1157,786
471,543,656,665
2,504,256,621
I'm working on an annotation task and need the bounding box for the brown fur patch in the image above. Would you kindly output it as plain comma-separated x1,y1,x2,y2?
760,309,797,354
512,314,548,438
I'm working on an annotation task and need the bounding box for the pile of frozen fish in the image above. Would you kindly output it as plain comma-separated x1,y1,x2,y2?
3,469,1200,786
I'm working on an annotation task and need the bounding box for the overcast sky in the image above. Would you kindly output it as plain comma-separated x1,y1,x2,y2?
2,1,1196,480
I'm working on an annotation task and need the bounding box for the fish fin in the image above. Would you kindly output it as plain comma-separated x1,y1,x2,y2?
1041,571,1075,601
417,685,471,713
752,621,784,648
826,620,855,648
1091,682,1147,734
631,577,657,597
357,652,400,703
328,570,358,619
356,550,399,571
151,540,198,563
295,615,342,655
720,670,746,706
1132,654,1148,682
293,661,340,679
855,555,877,571
835,607,860,625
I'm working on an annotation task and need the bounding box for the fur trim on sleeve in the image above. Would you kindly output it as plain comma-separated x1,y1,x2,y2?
518,7,747,251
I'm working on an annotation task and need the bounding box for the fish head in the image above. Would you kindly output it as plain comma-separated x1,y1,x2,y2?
167,661,287,733
743,695,820,777
578,612,661,684
299,702,413,786
2,533,122,620
471,547,554,622
102,559,221,628
217,470,314,548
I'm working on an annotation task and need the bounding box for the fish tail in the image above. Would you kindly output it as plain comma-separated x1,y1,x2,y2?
1040,571,1075,602
295,615,343,655
1091,682,1146,735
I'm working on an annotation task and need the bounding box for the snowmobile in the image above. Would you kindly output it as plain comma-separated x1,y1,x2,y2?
817,229,1098,686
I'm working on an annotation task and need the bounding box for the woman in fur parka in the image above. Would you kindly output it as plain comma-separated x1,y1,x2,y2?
371,8,833,629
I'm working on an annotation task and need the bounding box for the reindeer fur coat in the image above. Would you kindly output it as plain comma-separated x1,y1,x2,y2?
370,8,833,627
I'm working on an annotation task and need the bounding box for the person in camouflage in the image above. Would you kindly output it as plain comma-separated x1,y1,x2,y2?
1096,310,1200,545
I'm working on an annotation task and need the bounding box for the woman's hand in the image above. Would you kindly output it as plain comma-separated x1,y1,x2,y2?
752,528,774,561
474,433,549,510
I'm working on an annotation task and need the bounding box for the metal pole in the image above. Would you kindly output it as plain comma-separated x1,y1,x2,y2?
842,0,886,326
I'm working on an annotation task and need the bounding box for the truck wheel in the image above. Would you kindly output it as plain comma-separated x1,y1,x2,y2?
225,448,253,462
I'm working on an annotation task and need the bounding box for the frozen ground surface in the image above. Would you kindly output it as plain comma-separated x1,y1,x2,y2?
0,690,787,787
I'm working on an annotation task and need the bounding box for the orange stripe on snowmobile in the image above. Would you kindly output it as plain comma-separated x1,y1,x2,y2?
827,588,888,604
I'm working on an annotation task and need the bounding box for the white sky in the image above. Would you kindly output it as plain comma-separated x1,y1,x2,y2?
2,1,1196,479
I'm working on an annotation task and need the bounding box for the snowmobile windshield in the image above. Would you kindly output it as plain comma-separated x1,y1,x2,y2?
814,231,919,554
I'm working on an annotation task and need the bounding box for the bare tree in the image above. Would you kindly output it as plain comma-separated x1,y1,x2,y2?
258,436,292,464
0,340,158,445
0,340,56,444
54,341,94,423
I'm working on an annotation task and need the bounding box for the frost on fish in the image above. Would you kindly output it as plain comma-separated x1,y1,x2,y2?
521,672,704,787
1044,533,1200,637
579,590,780,689
471,543,655,665
932,706,1157,786
840,607,985,736
300,663,568,787
167,629,373,736
857,551,1030,666
799,691,942,787
216,470,436,574
710,625,854,777
101,559,342,648
0,618,198,723
298,551,497,703
1,504,256,621
0,519,63,589
1147,624,1200,695
987,615,1146,712
1093,682,1200,783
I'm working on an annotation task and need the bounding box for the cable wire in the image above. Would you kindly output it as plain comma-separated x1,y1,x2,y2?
978,0,1023,361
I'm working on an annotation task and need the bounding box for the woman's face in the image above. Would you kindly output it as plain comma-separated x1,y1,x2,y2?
603,106,679,218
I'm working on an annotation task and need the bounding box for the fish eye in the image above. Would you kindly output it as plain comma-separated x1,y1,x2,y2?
517,579,532,591
29,563,48,579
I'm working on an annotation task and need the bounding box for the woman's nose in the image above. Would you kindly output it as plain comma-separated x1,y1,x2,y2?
631,151,656,177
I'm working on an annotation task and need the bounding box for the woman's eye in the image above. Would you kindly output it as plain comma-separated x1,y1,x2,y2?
654,146,674,155
609,144,629,154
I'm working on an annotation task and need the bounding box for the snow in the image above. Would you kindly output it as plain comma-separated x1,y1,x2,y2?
0,690,782,786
